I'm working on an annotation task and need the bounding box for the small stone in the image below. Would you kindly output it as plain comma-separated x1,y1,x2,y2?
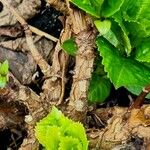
25,115,33,123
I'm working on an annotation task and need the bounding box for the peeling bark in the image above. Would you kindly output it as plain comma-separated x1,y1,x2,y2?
88,106,150,150
67,29,96,122
42,16,71,106
8,74,47,150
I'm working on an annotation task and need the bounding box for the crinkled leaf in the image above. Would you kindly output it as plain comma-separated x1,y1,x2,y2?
124,21,148,39
64,122,88,150
70,0,104,17
36,106,63,127
59,137,82,150
94,20,111,35
36,125,60,150
45,126,61,150
35,106,88,150
101,0,124,17
122,0,150,21
97,37,150,95
88,74,111,103
35,125,48,147
62,38,78,56
135,38,150,62
122,0,150,39
0,60,9,76
121,0,141,21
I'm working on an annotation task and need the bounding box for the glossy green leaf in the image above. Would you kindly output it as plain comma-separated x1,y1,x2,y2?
122,0,150,39
0,60,9,76
88,74,111,103
122,0,150,21
97,37,150,96
94,20,111,35
112,13,131,55
101,0,124,17
135,38,150,62
70,0,104,17
62,38,78,56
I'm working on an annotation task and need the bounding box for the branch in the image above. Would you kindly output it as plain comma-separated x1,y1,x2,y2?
131,85,150,109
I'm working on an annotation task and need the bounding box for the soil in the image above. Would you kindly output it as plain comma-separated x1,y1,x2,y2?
0,0,150,150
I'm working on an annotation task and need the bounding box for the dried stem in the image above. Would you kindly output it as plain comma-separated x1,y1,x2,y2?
67,29,96,122
29,25,58,42
42,17,71,105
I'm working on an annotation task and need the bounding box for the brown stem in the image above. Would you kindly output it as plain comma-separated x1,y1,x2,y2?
131,85,150,109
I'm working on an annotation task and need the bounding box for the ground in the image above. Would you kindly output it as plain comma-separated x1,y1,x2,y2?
0,0,150,150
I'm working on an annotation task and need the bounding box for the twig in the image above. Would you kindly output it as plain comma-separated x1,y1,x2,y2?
131,85,150,109
29,25,58,42
1,0,50,76
56,53,66,105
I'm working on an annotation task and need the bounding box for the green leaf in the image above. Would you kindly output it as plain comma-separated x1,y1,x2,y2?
122,0,150,21
135,38,150,62
0,60,9,76
64,122,88,150
122,0,150,38
36,125,60,150
88,74,111,103
124,21,148,39
101,0,124,17
96,37,150,96
59,137,82,150
62,38,78,56
103,29,120,48
94,20,111,35
0,75,7,88
35,106,88,150
112,13,131,55
36,106,62,127
45,126,61,150
70,0,104,17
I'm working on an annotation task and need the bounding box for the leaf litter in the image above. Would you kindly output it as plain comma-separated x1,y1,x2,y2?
0,0,150,150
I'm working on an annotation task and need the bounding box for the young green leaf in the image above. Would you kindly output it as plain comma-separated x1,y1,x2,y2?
35,106,88,150
59,136,82,150
70,0,104,17
64,122,88,150
88,74,111,103
0,75,7,88
97,37,150,96
61,38,78,56
94,20,111,35
0,60,9,76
